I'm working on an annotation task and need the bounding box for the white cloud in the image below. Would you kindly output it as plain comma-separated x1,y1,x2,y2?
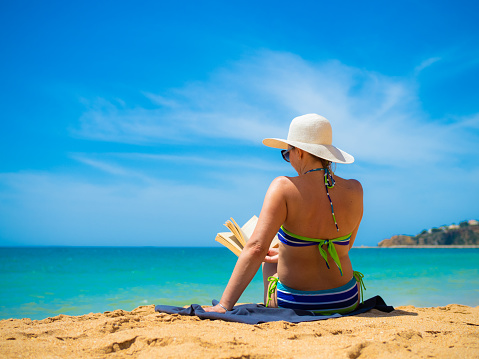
70,154,157,184
73,50,478,169
2,50,478,246
67,152,289,190
104,152,287,173
0,171,271,246
414,57,441,75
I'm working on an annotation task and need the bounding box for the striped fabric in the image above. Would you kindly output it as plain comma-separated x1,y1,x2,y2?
276,276,359,315
277,226,351,275
278,226,351,247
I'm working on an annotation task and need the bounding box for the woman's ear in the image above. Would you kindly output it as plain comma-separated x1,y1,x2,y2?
296,148,303,159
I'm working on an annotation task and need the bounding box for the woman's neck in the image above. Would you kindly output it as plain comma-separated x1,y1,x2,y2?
294,150,329,175
300,161,326,175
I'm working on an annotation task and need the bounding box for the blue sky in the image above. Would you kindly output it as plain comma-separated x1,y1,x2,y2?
0,0,478,246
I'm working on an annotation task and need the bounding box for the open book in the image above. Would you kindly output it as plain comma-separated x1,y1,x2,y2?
215,215,280,256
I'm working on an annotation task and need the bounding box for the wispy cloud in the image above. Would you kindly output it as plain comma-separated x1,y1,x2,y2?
68,152,288,187
0,170,271,246
73,50,478,169
2,50,478,246
70,154,159,185
108,152,286,173
414,57,442,75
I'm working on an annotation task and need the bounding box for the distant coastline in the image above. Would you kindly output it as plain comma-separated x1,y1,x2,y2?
377,219,479,247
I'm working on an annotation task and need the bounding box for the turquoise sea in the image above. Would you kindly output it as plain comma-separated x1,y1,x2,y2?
0,247,478,320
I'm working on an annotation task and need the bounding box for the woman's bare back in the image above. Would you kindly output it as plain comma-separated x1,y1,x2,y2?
278,171,363,291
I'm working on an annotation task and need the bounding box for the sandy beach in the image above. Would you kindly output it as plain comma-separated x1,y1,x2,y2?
1,304,478,358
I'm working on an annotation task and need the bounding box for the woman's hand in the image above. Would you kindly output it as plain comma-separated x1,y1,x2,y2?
203,304,227,313
264,247,279,263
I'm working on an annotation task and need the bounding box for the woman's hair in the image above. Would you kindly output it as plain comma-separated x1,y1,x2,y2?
310,153,334,172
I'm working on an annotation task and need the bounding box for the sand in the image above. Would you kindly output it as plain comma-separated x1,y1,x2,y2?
1,304,478,358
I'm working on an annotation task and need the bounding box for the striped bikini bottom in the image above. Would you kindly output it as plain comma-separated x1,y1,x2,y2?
267,271,365,315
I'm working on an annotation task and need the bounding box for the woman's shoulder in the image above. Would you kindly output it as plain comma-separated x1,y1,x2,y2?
270,175,296,189
267,176,301,196
335,176,363,194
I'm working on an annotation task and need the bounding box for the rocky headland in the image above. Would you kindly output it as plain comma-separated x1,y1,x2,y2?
378,220,479,247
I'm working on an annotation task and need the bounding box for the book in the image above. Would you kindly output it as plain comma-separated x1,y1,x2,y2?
215,215,280,256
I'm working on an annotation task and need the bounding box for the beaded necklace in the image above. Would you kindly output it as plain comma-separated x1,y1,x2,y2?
303,167,339,231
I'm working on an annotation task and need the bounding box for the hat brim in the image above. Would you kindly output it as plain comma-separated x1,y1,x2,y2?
263,138,354,164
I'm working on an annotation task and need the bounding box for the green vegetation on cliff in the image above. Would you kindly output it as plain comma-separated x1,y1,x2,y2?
378,220,479,247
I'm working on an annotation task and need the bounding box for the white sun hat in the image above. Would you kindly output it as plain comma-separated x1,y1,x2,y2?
262,113,354,164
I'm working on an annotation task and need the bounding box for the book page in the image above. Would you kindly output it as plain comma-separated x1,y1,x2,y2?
231,218,248,247
241,215,279,248
240,215,258,240
224,219,246,247
217,215,280,256
215,232,243,256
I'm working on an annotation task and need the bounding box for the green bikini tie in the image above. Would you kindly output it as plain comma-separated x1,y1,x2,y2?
353,271,366,303
318,238,343,275
280,226,351,276
266,276,279,308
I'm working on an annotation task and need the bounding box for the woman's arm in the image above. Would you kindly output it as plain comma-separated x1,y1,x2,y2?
204,177,289,312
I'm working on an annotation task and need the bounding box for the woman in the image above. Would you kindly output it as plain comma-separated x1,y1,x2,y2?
204,113,364,314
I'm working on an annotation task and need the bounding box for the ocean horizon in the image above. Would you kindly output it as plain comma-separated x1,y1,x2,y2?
1,246,478,320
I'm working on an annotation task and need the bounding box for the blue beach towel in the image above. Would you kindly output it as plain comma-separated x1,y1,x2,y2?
155,295,394,324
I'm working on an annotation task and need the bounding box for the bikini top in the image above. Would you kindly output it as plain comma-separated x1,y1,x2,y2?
305,167,339,231
278,167,350,276
278,226,352,276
